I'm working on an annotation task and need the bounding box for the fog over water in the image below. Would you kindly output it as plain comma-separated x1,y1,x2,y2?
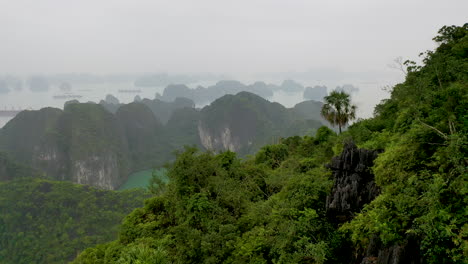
1,0,467,127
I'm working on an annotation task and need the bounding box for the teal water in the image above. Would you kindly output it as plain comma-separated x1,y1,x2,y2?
118,168,168,190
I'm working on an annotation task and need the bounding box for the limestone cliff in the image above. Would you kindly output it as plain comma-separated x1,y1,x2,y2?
31,132,69,181
198,124,241,152
60,103,130,189
197,92,324,155
71,152,121,190
0,104,130,190
327,142,422,264
197,92,287,155
326,141,381,222
360,234,422,264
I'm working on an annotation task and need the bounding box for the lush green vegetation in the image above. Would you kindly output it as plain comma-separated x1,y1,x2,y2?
0,151,39,181
341,24,468,263
321,90,357,133
0,178,149,264
73,127,347,264
73,24,467,263
118,169,168,190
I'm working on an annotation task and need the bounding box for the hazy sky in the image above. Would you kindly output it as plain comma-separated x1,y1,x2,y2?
1,0,467,76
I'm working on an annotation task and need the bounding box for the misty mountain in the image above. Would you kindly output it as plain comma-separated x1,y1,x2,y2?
335,84,359,93
155,79,311,105
28,76,50,92
303,85,328,101
0,92,325,190
156,80,274,105
134,73,198,87
0,80,10,94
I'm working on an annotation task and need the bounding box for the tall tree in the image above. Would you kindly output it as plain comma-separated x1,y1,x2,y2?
321,90,357,133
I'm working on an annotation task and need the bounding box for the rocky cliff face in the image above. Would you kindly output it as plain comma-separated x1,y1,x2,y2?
31,133,69,181
0,104,130,190
61,103,130,189
197,92,325,155
327,142,422,264
197,92,283,155
361,234,422,264
326,141,381,222
198,124,242,152
71,152,121,190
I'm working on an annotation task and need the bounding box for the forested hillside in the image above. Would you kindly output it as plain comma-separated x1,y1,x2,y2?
73,24,467,263
0,178,149,264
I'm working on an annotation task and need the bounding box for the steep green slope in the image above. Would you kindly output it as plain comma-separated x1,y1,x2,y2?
198,91,323,155
0,107,63,165
341,24,468,263
116,102,168,170
165,107,204,150
0,178,149,264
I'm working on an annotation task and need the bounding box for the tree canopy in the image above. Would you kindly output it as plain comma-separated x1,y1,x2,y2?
321,90,357,133
0,178,149,264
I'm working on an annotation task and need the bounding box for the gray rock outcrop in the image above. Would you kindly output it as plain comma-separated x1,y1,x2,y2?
326,142,422,264
326,141,381,222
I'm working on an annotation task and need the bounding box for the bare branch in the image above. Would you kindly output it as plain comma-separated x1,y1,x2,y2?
388,57,407,76
416,119,448,140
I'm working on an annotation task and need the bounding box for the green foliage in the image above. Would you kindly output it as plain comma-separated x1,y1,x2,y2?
0,151,40,181
0,178,148,264
321,90,357,133
74,132,346,263
255,144,289,169
314,126,336,143
342,24,468,263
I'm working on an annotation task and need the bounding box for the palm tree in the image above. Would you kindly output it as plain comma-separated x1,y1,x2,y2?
321,90,357,133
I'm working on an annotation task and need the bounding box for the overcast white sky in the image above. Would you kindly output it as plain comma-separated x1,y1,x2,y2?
1,0,467,76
